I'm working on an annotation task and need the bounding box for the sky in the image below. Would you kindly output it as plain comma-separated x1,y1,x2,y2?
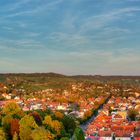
0,0,140,75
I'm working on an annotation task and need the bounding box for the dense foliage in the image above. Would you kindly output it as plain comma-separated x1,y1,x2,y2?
0,102,84,140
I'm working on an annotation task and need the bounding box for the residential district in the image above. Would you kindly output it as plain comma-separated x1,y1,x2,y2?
0,75,140,140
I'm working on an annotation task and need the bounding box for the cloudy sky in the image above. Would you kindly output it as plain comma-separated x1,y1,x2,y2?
0,0,140,75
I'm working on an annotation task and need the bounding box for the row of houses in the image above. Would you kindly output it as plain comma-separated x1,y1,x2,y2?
85,95,140,137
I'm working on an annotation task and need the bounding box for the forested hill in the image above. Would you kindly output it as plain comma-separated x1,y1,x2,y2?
0,73,140,89
0,73,140,80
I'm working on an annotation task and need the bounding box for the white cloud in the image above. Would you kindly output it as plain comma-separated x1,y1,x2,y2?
2,0,64,18
79,7,140,33
0,0,32,12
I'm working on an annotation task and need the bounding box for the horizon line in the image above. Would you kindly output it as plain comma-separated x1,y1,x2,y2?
0,72,140,77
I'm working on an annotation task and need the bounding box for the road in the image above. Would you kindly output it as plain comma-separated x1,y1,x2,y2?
80,96,111,130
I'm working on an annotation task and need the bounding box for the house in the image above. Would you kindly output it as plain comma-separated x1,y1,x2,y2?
2,93,11,99
57,105,67,110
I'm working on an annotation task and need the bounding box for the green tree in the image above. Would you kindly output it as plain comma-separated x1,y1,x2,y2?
72,134,77,140
72,127,85,140
62,115,76,136
60,137,69,140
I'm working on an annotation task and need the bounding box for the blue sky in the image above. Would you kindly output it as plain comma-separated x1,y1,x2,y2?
0,0,140,75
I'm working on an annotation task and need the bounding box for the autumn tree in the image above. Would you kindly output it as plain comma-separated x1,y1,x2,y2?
2,102,24,119
10,119,19,136
31,127,54,140
84,110,92,120
19,115,38,140
29,112,42,126
2,114,13,134
0,128,6,140
2,102,23,138
13,132,18,140
128,108,139,121
52,120,63,135
43,115,63,136
54,111,64,120
43,115,52,127
0,114,2,126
